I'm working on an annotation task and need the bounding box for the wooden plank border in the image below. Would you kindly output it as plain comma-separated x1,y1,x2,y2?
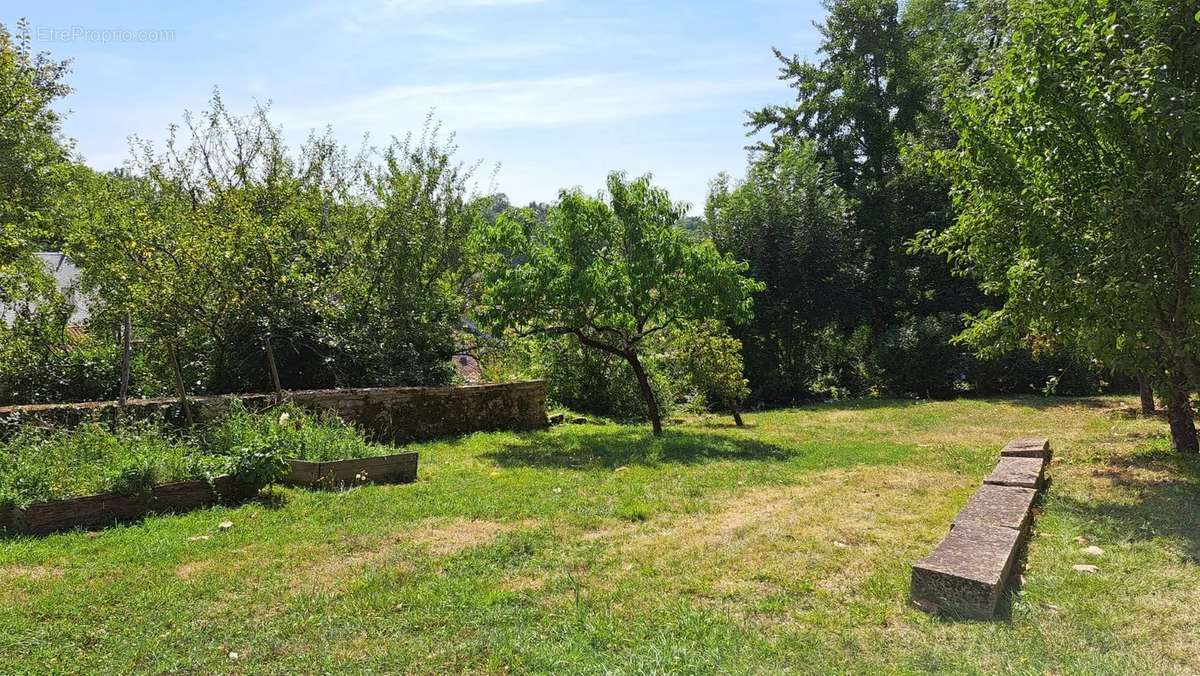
2,475,259,536
284,451,418,488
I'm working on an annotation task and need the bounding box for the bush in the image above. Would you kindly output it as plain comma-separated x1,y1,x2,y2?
205,402,389,463
0,423,226,508
869,313,969,399
541,337,676,422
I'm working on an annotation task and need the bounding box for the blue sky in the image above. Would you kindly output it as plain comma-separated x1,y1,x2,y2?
8,1,825,211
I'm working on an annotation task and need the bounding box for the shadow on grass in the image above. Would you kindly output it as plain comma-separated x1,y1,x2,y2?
1056,449,1200,561
988,395,1120,411
484,427,793,470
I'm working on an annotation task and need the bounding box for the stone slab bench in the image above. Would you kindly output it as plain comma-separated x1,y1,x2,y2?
911,438,1052,620
911,522,1022,620
952,484,1037,538
1000,437,1051,463
984,456,1046,491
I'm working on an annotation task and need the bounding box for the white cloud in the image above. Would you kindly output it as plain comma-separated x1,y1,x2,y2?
275,72,776,135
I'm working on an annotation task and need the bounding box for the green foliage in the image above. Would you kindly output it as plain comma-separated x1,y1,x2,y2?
0,300,167,405
931,0,1200,447
325,123,478,388
0,423,224,508
0,20,71,269
474,172,761,433
53,97,475,400
662,321,749,417
206,402,389,463
706,139,862,403
541,337,676,422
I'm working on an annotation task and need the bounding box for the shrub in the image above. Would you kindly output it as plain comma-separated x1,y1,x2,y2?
0,423,226,508
205,402,389,463
541,337,676,423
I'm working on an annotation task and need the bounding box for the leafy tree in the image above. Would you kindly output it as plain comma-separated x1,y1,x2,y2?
329,123,481,387
0,19,70,308
931,0,1200,451
705,139,862,403
474,172,761,435
63,94,364,399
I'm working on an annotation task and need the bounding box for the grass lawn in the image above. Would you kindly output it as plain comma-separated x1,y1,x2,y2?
1,396,1197,674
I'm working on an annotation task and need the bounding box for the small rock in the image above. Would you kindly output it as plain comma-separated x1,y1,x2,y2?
217,521,234,532
228,651,239,660
1072,564,1099,574
833,540,849,548
1082,545,1104,556
548,413,565,425
1074,536,1089,545
912,598,938,614
187,535,212,542
571,416,588,424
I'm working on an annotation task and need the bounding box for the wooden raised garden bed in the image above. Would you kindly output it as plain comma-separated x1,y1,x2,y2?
285,451,418,488
1,475,259,536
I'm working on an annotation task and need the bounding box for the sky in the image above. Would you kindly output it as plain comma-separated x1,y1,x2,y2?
7,1,826,211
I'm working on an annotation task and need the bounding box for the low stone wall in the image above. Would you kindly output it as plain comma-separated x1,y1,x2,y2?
0,381,548,442
910,437,1052,620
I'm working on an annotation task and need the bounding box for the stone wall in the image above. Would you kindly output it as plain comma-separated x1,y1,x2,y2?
0,381,548,442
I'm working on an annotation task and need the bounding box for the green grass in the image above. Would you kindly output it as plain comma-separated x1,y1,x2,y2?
1,396,1198,673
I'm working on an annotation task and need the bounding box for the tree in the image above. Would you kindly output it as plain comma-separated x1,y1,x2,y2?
474,172,762,435
931,0,1200,452
740,0,993,401
0,19,71,308
63,94,362,398
705,139,862,402
329,122,481,388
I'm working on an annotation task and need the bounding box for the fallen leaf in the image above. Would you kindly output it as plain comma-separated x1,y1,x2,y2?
218,521,234,531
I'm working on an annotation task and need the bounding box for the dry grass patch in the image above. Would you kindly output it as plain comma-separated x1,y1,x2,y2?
411,517,530,556
589,465,973,618
0,564,64,581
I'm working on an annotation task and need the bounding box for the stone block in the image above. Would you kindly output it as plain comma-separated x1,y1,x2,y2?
952,483,1037,538
911,522,1022,620
1001,437,1051,463
984,456,1045,491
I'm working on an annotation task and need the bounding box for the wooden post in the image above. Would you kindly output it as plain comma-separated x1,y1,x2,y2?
264,332,283,398
119,312,132,409
168,341,194,426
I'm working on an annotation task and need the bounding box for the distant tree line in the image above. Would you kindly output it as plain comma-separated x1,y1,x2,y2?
4,1,1200,450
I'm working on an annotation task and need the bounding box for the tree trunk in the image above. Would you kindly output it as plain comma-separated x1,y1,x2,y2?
1165,358,1197,453
168,341,194,426
626,351,663,436
264,332,283,398
731,405,744,427
1137,373,1155,415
